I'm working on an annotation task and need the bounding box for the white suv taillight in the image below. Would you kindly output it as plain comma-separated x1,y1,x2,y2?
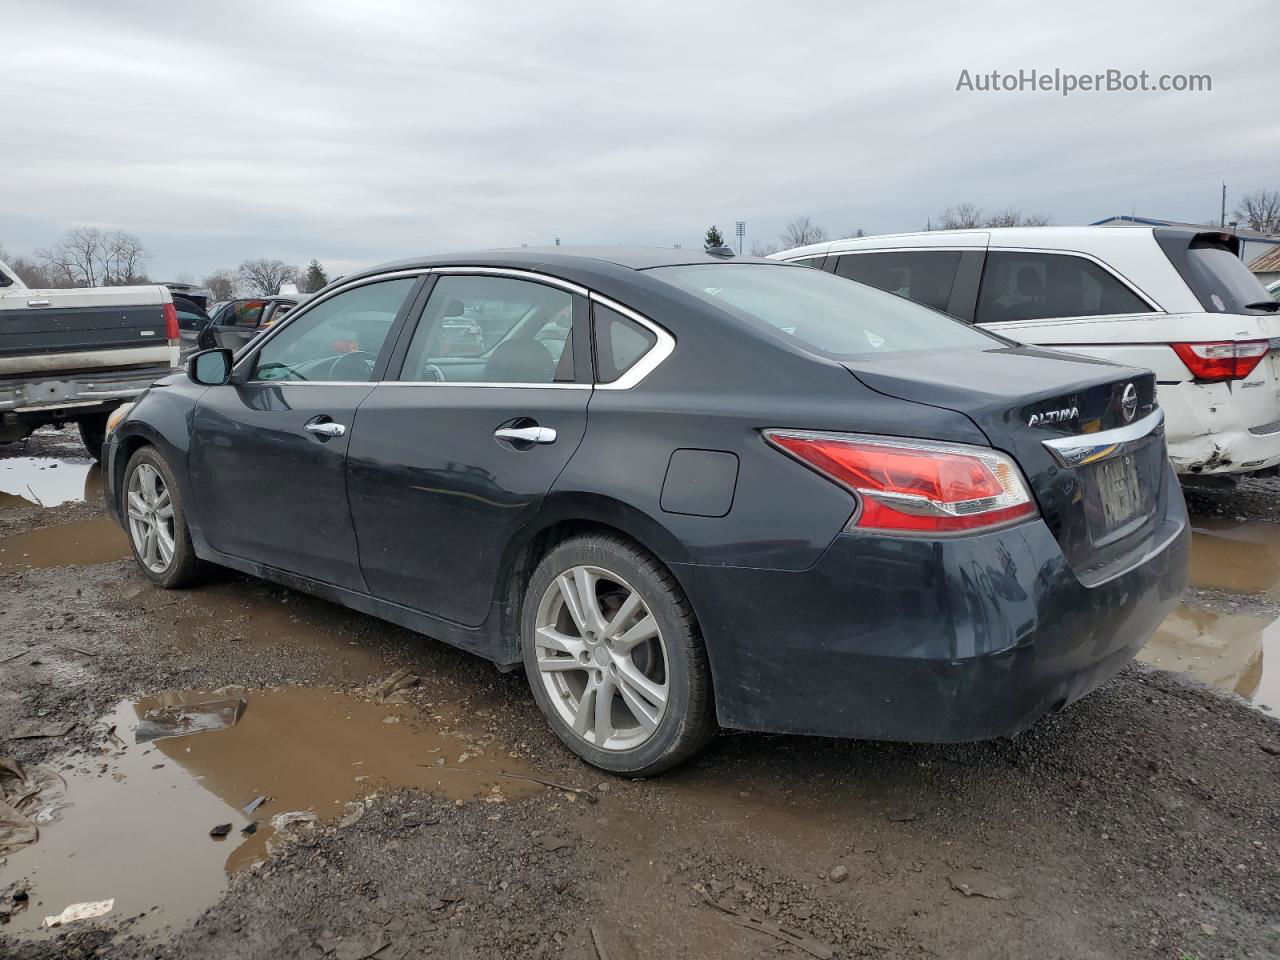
1170,340,1270,382
765,430,1037,534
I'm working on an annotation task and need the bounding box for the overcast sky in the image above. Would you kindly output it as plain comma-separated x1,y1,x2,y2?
1,0,1275,281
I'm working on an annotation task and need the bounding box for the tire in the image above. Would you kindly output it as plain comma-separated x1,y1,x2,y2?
121,446,201,588
78,413,110,461
521,533,716,776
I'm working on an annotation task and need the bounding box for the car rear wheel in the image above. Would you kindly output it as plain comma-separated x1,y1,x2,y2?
521,534,716,775
123,447,200,588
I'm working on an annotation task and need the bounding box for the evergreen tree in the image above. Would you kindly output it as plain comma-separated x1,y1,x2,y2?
302,259,329,293
703,225,726,248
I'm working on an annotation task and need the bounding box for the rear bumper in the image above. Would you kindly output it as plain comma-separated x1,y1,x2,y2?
0,366,172,421
675,468,1190,741
1160,381,1280,475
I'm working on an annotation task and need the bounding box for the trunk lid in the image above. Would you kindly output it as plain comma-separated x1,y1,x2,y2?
843,345,1168,583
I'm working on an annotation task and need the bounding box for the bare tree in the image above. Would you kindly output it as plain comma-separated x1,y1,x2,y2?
37,226,105,286
1234,190,1280,233
33,227,150,286
750,241,780,257
937,203,984,230
1020,212,1053,226
101,231,150,285
202,269,237,301
237,258,299,296
780,216,829,248
984,207,1022,228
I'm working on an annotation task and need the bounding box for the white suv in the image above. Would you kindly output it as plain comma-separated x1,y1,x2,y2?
774,226,1280,479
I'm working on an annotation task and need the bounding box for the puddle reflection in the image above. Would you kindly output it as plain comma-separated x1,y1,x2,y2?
0,517,128,572
3,687,542,938
1141,604,1278,713
1190,518,1280,597
0,457,101,509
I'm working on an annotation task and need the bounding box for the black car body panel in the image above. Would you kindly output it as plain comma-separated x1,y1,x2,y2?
105,248,1189,742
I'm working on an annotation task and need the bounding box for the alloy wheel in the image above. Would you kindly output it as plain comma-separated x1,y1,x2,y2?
126,463,176,574
534,564,669,750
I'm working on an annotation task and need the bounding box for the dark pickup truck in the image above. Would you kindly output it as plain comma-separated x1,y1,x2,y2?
0,259,178,458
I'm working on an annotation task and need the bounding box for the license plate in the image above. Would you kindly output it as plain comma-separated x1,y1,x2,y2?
1096,454,1142,530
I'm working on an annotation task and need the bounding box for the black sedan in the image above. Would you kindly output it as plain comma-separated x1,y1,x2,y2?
102,248,1189,775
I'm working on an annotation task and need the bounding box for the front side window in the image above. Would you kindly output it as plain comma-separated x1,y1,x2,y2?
400,275,574,384
221,300,266,327
833,251,961,314
650,263,1001,359
252,278,415,382
974,251,1152,324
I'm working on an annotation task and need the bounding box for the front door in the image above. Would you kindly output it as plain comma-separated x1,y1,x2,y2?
347,272,590,626
189,276,421,589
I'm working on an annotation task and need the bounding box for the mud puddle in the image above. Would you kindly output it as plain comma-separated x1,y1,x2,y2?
1,687,543,939
0,517,128,572
0,456,100,510
1190,518,1280,597
151,581,397,681
1140,604,1278,713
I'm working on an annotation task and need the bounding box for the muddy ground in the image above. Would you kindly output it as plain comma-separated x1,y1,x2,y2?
1,427,1278,960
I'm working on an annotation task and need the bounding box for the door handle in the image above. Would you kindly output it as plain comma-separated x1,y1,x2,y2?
305,421,346,438
494,426,556,445
26,299,51,307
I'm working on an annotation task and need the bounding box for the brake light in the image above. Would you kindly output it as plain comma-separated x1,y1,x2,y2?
765,430,1037,534
1171,340,1269,382
162,303,179,342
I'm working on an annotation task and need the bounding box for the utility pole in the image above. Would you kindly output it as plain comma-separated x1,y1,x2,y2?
1221,182,1227,228
735,221,746,255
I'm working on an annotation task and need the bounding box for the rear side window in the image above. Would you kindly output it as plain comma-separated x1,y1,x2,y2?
594,305,656,383
833,251,961,313
650,263,1002,359
975,252,1151,324
400,275,575,384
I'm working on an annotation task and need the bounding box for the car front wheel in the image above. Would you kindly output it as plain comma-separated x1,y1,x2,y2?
123,446,201,588
522,534,716,776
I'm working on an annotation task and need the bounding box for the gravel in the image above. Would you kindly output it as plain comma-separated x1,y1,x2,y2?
1,429,1278,959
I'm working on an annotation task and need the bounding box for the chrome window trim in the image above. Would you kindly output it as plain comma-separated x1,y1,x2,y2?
231,269,431,378
231,264,674,391
379,381,591,390
428,266,589,297
589,292,674,391
1041,408,1165,468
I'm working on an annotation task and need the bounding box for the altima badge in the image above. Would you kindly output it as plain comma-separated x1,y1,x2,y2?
1027,406,1080,427
1121,383,1138,423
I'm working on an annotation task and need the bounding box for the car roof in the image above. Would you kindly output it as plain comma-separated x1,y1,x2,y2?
345,246,784,283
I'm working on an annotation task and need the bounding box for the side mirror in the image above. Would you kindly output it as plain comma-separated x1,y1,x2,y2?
187,348,233,386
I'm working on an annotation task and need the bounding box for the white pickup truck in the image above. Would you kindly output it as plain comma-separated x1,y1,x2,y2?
0,260,178,458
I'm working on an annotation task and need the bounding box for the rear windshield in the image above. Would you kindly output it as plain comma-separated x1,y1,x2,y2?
1157,232,1273,314
649,263,1003,358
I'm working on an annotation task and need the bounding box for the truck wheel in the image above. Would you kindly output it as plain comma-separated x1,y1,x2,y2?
122,446,201,588
522,534,716,776
77,414,110,461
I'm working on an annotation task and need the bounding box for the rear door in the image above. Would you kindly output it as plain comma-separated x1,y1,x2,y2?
347,271,590,626
189,276,422,589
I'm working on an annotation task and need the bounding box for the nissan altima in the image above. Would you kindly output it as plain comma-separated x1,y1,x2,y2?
102,247,1189,775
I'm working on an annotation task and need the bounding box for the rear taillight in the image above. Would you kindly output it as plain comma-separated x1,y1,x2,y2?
1171,340,1269,382
765,430,1037,534
162,303,179,342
